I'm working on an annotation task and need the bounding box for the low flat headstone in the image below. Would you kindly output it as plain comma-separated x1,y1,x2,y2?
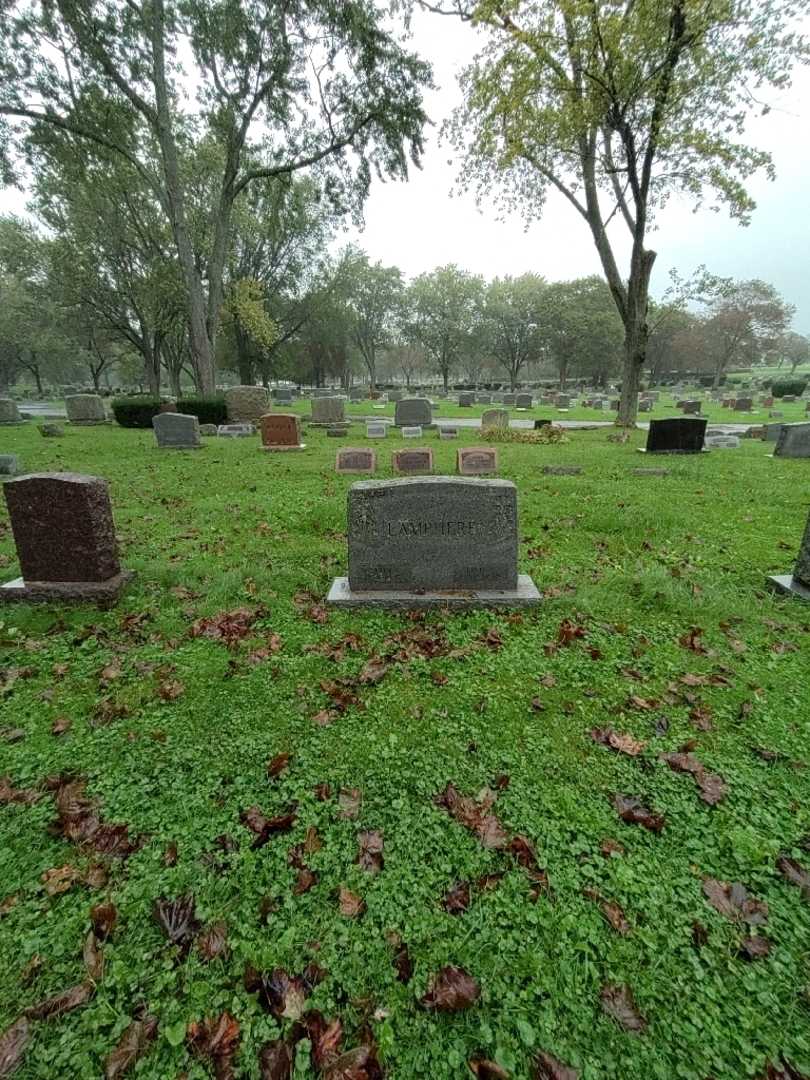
515,394,533,410
641,418,707,454
326,476,540,609
481,409,509,430
217,423,254,438
38,423,63,438
199,423,218,436
0,454,20,476
154,412,202,449
762,397,774,408
769,410,784,418
259,413,304,451
704,435,740,449
366,422,387,439
225,385,269,423
65,394,107,425
458,447,498,476
768,509,810,601
336,447,376,474
0,399,22,425
438,427,458,440
349,388,364,402
1,473,133,606
556,395,571,409
310,397,346,425
392,448,433,475
327,425,349,438
458,391,475,407
633,468,669,477
401,426,423,439
774,422,810,459
395,397,433,428
542,465,583,476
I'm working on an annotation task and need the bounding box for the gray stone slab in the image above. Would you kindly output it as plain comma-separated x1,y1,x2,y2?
38,423,64,438
703,435,740,449
65,394,107,424
217,423,255,438
401,426,423,438
767,574,810,601
1,571,134,608
366,423,387,439
225,385,269,423
774,422,810,458
482,409,509,430
0,454,20,476
0,399,23,424
153,412,202,449
327,573,540,610
395,398,433,428
310,397,346,425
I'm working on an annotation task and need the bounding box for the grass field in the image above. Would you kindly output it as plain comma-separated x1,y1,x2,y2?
1,420,809,1079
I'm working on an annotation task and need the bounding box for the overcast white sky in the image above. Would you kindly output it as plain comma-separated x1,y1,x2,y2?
348,9,810,333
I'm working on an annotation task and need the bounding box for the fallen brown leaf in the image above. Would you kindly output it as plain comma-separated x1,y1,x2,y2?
104,1016,159,1080
421,965,480,1012
600,983,646,1033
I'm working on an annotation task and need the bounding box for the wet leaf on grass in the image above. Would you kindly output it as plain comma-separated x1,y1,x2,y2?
422,966,480,1012
558,619,586,646
25,981,93,1020
600,983,646,1033
240,806,297,848
190,608,258,647
259,1039,293,1080
163,841,178,867
357,831,384,874
293,867,318,895
104,1015,159,1080
600,839,625,858
41,864,80,896
393,944,414,984
508,835,551,899
153,894,200,953
776,856,810,901
689,704,714,731
157,679,184,701
739,935,771,961
434,782,508,850
443,881,471,914
702,878,768,924
90,902,117,941
267,752,291,779
50,775,138,857
339,887,365,918
358,656,392,685
679,627,708,654
612,795,665,833
469,1059,510,1079
197,921,229,962
0,777,40,806
51,716,72,736
660,752,728,805
245,967,309,1020
533,1051,580,1079
0,1017,30,1077
187,1012,240,1080
582,888,631,934
590,729,646,757
338,788,361,819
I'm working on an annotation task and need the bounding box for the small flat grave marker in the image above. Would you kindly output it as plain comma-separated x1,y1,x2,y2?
401,426,422,438
217,423,254,438
542,465,583,476
458,447,498,476
336,448,376,475
392,448,433,475
438,427,458,440
366,422,387,439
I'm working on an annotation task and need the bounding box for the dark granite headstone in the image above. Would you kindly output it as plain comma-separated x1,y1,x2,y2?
515,393,533,409
642,418,708,454
774,423,810,459
1,473,133,605
310,397,345,425
458,391,475,407
326,477,540,608
394,398,433,428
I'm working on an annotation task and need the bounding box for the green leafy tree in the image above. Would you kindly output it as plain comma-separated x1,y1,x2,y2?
698,278,794,387
780,330,810,374
427,0,808,423
1,0,430,393
481,273,547,390
543,276,623,389
342,250,404,389
404,265,485,390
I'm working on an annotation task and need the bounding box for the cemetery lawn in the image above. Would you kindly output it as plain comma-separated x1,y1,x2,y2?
1,421,810,1080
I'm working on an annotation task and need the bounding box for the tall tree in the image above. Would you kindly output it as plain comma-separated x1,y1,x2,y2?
427,0,807,423
1,0,430,392
543,276,623,389
343,251,403,389
699,278,793,387
404,264,484,390
481,273,546,390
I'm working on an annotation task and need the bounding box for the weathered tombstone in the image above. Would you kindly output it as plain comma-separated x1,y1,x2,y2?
310,397,346,426
458,391,475,407
638,398,653,413
326,476,540,608
681,400,702,415
349,388,364,402
769,410,784,419
401,426,423,439
225,385,269,423
641,417,708,454
774,422,810,459
336,448,376,475
703,434,740,449
259,413,304,451
476,393,492,404
0,454,20,476
0,399,22,425
395,398,433,428
1,473,133,605
327,425,350,438
481,408,509,430
65,394,107,425
542,465,583,476
153,412,202,449
388,390,404,403
762,396,774,408
556,394,571,409
217,423,255,438
515,393,533,410
458,446,499,475
438,427,458,440
782,395,797,403
38,423,63,438
158,401,177,414
392,448,433,475
734,397,754,412
366,422,388,439
199,423,218,436
768,510,810,600
502,393,516,406
273,388,293,404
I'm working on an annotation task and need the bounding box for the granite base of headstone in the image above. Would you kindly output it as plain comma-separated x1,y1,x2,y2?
326,476,540,610
327,425,349,438
767,511,810,601
639,418,708,454
704,434,740,449
1,473,133,607
153,412,202,449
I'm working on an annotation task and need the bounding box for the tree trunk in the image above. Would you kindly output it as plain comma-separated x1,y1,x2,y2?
32,362,43,396
617,323,646,426
235,326,254,383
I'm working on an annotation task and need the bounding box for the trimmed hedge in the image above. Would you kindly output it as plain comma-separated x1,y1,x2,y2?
112,397,162,428
177,396,227,426
771,378,808,398
112,395,228,428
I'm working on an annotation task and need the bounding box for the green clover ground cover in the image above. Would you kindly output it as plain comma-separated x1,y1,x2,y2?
0,421,809,1079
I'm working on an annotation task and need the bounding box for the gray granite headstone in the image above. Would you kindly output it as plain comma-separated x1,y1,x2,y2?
515,393,532,410
476,393,492,404
38,423,64,438
458,391,475,407
764,424,784,443
768,509,810,600
401,426,423,438
395,398,433,428
225,385,269,423
438,427,458,440
326,476,540,608
481,409,509,430
153,412,202,449
366,422,387,439
65,394,107,425
0,454,20,475
774,423,810,459
703,435,740,449
502,393,516,406
217,423,254,438
273,388,293,403
0,399,22,425
388,390,404,403
199,423,218,436
311,397,345,425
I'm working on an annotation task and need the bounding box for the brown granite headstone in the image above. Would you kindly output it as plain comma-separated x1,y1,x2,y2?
259,413,304,451
1,473,133,605
457,447,498,476
392,448,433,475
336,448,376,474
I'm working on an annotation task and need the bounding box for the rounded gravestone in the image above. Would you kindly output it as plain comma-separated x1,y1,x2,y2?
394,398,433,428
224,385,269,424
65,394,107,424
481,408,509,430
0,399,22,425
